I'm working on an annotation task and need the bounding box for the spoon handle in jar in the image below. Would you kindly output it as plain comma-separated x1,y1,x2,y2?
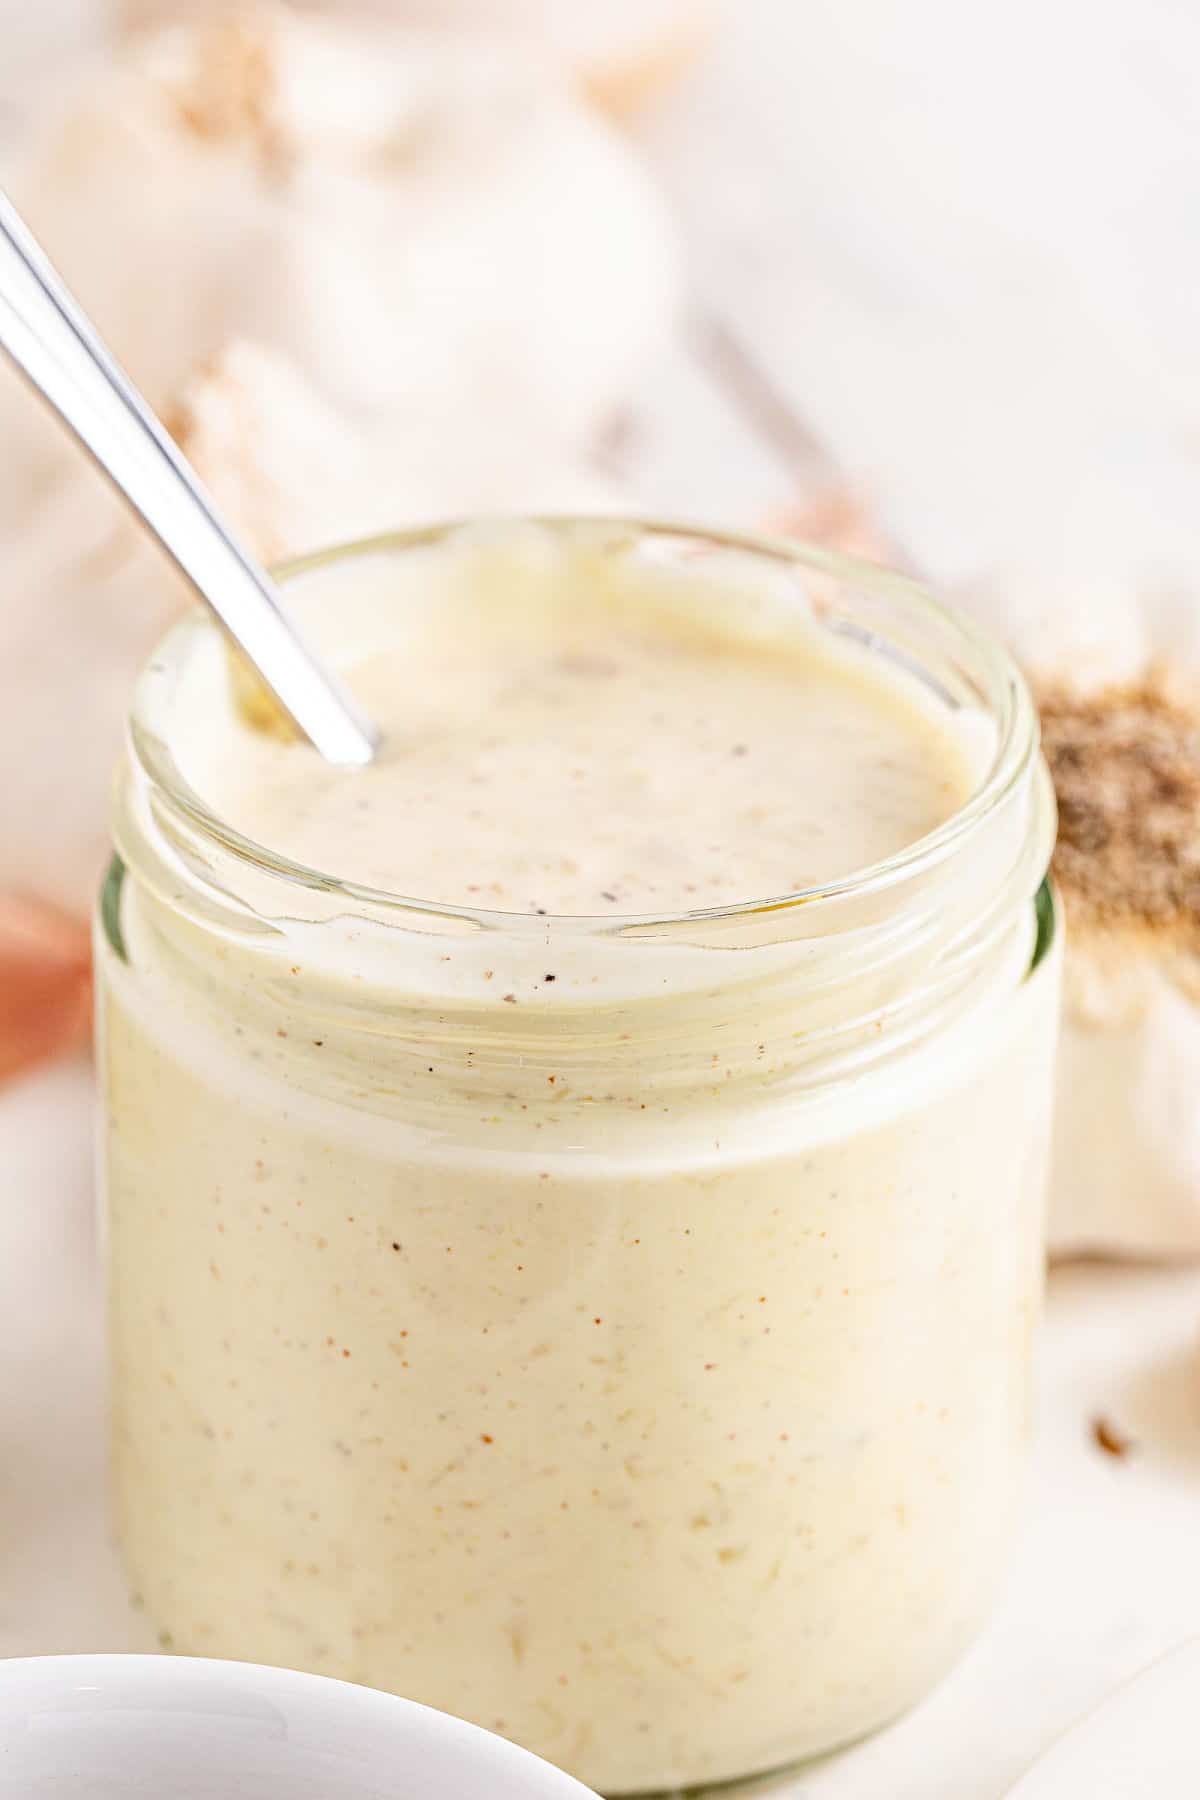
0,187,378,768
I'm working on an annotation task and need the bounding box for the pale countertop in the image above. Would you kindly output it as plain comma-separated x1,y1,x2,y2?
3,1054,1199,1800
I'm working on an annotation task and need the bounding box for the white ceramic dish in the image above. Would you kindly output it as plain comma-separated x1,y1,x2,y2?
0,1655,597,1798
1006,1641,1200,1797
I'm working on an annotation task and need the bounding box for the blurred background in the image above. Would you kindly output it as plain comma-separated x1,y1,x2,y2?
2,5,1200,1795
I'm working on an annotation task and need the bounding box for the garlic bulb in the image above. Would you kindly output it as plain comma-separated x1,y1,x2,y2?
1034,671,1200,1259
0,10,676,526
961,468,1200,1260
171,339,622,561
118,0,715,110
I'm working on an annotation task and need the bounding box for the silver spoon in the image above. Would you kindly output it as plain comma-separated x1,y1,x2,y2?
0,188,378,767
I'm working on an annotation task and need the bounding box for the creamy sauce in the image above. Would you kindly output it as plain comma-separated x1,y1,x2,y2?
102,525,1058,1793
190,592,973,912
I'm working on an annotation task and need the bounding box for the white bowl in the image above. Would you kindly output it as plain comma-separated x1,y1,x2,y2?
1006,1641,1200,1797
0,1655,597,1798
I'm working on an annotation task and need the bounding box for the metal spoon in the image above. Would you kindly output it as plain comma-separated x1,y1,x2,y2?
0,188,378,766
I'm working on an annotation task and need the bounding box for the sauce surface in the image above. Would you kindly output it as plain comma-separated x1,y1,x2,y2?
184,539,978,911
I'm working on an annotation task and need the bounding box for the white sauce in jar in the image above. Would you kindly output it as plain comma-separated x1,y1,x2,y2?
101,523,1058,1793
188,556,975,911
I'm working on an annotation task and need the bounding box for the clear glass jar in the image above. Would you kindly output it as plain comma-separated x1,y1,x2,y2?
96,520,1060,1796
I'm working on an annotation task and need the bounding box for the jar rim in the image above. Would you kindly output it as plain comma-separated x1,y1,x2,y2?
125,515,1041,938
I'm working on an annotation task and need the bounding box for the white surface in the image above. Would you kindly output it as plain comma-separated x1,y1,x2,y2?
2,1058,1200,1799
0,1654,594,1797
636,1,1200,622
1005,1641,1200,1799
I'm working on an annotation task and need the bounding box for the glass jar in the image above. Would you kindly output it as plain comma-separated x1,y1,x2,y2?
96,520,1060,1796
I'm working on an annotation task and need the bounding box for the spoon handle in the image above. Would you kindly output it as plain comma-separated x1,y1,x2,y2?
0,188,377,767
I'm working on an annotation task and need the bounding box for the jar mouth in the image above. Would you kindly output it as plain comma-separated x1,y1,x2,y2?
126,515,1041,940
